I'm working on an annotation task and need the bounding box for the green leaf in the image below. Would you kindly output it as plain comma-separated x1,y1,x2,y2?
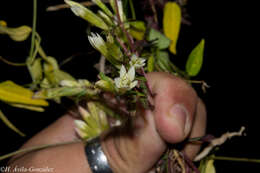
147,28,171,50
28,58,43,83
92,0,113,17
205,160,216,173
65,0,109,30
0,109,25,136
9,104,44,112
106,42,124,62
163,2,181,54
186,39,205,77
156,51,171,72
129,21,146,40
0,25,32,42
34,87,86,99
0,81,48,106
43,56,76,87
147,55,155,72
95,80,116,93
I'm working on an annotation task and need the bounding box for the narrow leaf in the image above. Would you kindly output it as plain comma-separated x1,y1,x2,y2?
92,0,113,17
0,109,25,136
65,0,109,30
9,104,44,112
163,2,181,54
186,39,205,77
0,81,48,106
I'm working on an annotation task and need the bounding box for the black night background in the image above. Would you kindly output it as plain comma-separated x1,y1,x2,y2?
0,0,258,172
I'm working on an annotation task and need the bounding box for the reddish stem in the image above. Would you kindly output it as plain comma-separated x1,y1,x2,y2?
115,36,131,57
181,151,201,173
114,0,135,53
141,67,155,98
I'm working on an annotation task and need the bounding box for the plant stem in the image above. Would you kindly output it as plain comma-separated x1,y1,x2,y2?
28,0,37,65
129,0,136,20
46,0,109,12
182,151,200,173
114,0,135,53
115,36,131,57
140,67,154,98
211,156,260,164
149,0,158,25
0,56,26,67
0,140,81,161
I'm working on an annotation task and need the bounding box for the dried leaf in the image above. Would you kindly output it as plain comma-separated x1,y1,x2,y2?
65,0,109,30
163,2,181,54
0,109,25,136
186,39,205,77
0,81,48,106
0,25,32,42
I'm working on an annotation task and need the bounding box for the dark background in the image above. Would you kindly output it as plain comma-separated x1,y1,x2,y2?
0,0,259,172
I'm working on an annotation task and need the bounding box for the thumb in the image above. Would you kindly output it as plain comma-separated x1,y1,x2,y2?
148,72,198,143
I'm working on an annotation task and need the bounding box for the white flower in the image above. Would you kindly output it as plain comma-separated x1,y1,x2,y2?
88,32,108,57
114,65,138,90
129,54,146,69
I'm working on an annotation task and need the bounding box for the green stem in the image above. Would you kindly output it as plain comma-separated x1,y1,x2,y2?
211,156,260,164
28,0,37,64
0,140,81,161
0,56,26,67
129,0,136,20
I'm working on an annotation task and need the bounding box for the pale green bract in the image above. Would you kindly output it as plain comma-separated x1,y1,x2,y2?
75,102,109,140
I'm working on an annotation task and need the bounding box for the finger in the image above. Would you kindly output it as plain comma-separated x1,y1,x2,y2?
183,99,207,159
147,72,198,143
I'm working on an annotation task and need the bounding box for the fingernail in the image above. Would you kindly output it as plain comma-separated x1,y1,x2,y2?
169,104,191,136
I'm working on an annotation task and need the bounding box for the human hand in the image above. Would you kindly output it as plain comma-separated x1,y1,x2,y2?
8,72,207,173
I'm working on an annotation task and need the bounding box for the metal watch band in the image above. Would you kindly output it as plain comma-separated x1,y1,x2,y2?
85,137,113,173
